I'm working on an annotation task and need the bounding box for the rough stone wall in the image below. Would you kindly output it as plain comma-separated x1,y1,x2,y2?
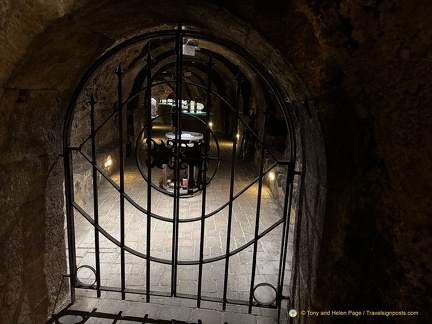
297,2,431,321
0,89,70,324
0,3,115,322
0,0,73,86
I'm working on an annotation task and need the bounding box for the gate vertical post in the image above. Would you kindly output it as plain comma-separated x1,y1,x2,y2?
116,64,126,300
171,23,184,297
64,139,77,303
248,103,270,313
197,53,215,307
222,70,242,310
90,94,102,297
277,161,295,322
145,48,154,303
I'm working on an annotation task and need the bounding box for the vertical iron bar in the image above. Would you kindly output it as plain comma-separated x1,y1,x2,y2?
145,48,154,303
64,146,77,303
203,53,214,145
90,95,101,297
248,105,270,313
276,162,295,322
171,23,183,297
197,53,214,307
276,173,291,321
116,64,126,300
222,72,242,310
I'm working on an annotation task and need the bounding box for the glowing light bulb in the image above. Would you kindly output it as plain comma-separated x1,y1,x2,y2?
269,172,275,181
104,157,112,168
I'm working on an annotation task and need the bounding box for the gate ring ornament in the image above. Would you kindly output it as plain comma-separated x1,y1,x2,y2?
252,282,278,306
75,265,97,288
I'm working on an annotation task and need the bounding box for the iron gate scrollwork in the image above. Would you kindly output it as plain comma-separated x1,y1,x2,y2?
136,115,221,196
64,24,298,323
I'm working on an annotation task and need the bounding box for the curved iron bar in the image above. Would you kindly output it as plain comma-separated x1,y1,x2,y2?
72,200,284,266
75,77,290,170
64,27,297,162
122,79,286,163
64,29,179,144
76,80,170,149
134,113,221,195
77,80,289,168
181,29,297,162
76,146,279,223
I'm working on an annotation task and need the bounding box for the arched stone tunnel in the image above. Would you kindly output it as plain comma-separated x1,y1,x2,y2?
0,1,431,323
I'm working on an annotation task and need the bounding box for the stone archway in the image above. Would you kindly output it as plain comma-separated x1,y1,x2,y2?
1,2,326,323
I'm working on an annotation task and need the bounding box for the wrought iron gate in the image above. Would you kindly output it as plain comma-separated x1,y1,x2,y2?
64,24,298,323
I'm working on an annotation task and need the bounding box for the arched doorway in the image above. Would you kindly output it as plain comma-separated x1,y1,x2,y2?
63,24,300,323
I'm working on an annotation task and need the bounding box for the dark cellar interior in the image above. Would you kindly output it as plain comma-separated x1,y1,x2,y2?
0,1,431,324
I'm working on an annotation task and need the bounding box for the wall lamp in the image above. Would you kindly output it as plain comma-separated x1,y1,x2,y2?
104,156,113,168
269,171,275,181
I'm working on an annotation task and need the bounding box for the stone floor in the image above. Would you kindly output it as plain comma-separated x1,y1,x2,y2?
57,125,294,323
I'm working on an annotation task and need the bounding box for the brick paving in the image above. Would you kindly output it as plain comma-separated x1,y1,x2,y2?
64,122,294,323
